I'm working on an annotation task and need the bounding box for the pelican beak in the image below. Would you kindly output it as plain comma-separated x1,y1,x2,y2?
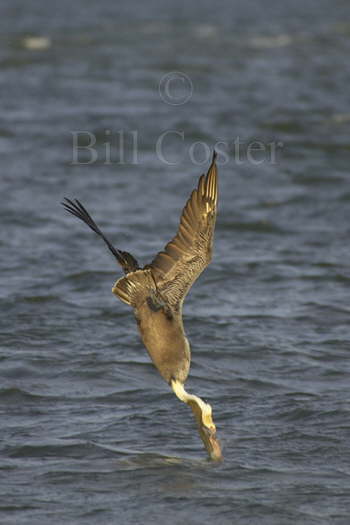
200,423,223,462
188,400,223,461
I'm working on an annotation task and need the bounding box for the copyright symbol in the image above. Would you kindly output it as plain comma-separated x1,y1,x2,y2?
158,71,193,106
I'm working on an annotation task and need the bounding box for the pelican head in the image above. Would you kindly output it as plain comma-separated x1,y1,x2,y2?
171,380,223,461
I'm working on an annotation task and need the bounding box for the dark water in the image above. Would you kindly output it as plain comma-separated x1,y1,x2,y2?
1,0,350,523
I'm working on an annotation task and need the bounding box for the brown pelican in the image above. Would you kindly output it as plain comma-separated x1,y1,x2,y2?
62,152,222,461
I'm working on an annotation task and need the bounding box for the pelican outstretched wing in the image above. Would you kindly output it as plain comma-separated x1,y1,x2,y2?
62,198,139,274
149,152,218,308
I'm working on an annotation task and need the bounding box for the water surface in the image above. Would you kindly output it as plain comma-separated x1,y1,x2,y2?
1,1,350,523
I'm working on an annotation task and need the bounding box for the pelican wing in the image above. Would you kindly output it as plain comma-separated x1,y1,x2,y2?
62,198,139,274
149,153,218,308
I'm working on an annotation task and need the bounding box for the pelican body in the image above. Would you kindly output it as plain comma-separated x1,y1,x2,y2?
62,152,222,461
134,292,191,384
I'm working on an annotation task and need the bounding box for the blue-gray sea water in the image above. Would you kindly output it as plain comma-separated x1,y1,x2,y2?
1,1,350,523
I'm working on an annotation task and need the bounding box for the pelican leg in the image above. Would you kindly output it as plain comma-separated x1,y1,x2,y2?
171,380,223,461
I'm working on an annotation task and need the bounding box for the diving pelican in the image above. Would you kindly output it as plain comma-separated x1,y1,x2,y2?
62,152,222,461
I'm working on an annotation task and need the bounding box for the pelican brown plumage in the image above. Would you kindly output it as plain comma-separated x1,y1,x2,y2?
62,152,222,461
